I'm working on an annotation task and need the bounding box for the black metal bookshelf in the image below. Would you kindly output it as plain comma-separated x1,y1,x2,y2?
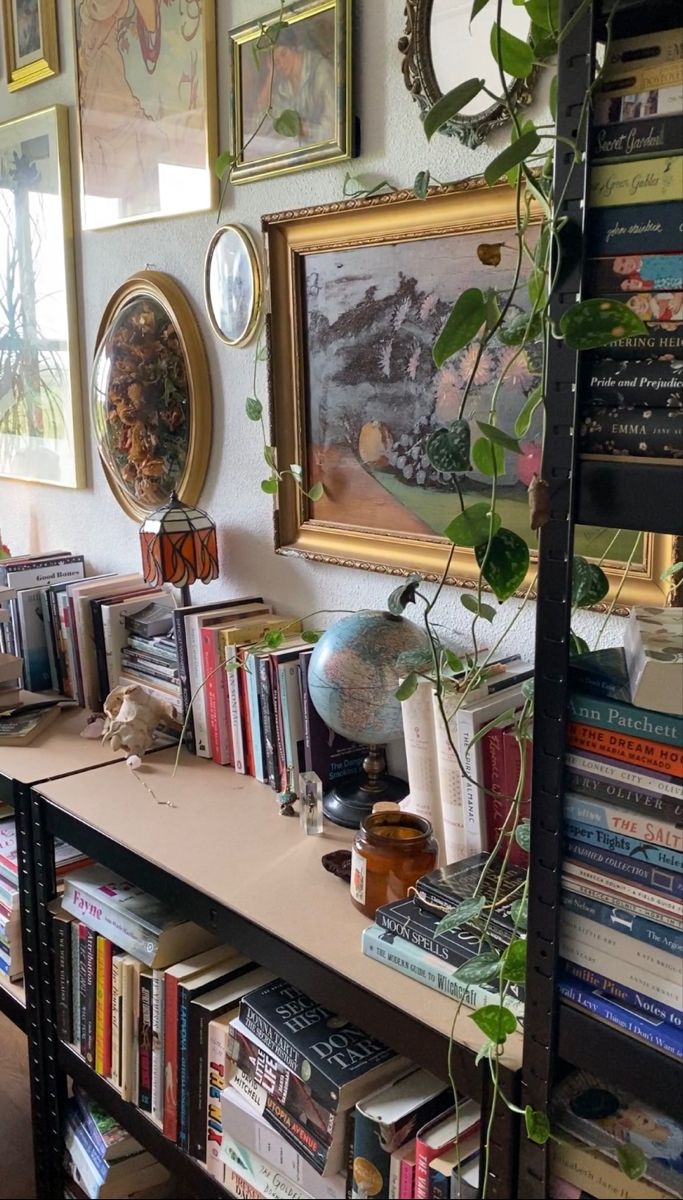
519,0,683,1196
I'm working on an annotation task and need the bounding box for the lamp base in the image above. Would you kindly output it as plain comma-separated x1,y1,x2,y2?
322,744,408,828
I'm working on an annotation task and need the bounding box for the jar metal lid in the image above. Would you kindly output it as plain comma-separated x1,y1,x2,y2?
360,810,433,843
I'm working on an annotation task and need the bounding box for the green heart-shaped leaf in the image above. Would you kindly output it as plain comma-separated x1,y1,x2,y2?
617,1145,647,1181
388,573,423,615
273,109,300,137
501,938,527,983
444,649,465,675
511,898,528,931
515,384,543,437
427,420,472,473
434,896,485,934
476,421,523,455
485,127,540,187
525,0,559,31
471,1004,517,1043
472,437,505,477
475,529,530,600
434,291,487,366
414,170,430,199
261,478,278,494
560,299,647,350
424,78,484,140
460,594,496,621
515,821,531,852
471,0,491,18
490,25,534,78
525,1107,551,1145
571,556,609,608
246,396,263,421
396,673,419,702
444,502,501,547
498,310,543,346
307,481,324,501
215,150,236,179
570,630,590,657
454,952,501,984
397,646,433,673
301,630,320,644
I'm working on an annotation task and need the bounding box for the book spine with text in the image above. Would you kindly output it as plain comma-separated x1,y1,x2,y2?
71,922,80,1048
564,764,683,825
245,651,267,783
565,747,682,798
562,862,683,926
579,406,683,457
138,970,153,1112
567,721,683,777
110,954,123,1090
561,887,683,958
500,729,531,867
558,976,682,1060
585,200,681,256
567,690,683,748
79,925,96,1065
563,835,683,900
361,925,524,1017
589,156,681,208
560,933,681,1008
162,971,180,1142
455,706,486,855
225,644,247,774
54,913,73,1044
94,936,113,1078
551,1134,678,1200
257,655,279,790
226,1066,339,1174
206,1021,229,1183
590,114,683,163
561,960,682,1028
151,968,164,1126
560,907,680,985
401,679,445,861
431,691,466,862
177,984,193,1150
564,816,682,872
201,627,232,766
172,610,195,753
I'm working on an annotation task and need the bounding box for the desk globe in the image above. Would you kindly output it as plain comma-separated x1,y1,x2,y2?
307,610,430,827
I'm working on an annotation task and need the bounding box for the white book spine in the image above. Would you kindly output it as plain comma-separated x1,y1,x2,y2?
221,1132,314,1200
401,679,445,863
564,791,682,846
61,883,158,965
226,645,246,774
453,706,483,855
151,968,164,1126
565,750,682,799
560,909,681,985
279,662,304,790
562,874,683,930
185,615,212,757
388,1151,401,1200
110,954,122,1090
560,931,682,1008
431,690,466,863
562,862,683,924
206,1021,229,1181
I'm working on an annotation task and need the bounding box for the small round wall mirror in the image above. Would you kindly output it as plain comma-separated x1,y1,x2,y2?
399,0,535,147
204,224,262,347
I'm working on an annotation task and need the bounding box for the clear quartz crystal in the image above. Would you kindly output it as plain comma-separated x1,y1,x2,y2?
299,771,323,836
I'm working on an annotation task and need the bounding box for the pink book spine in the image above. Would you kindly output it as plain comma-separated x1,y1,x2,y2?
399,1157,416,1199
200,628,231,765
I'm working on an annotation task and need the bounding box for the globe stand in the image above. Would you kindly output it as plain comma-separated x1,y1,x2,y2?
322,744,408,828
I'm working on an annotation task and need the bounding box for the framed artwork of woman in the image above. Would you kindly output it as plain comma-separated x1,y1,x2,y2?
74,0,217,229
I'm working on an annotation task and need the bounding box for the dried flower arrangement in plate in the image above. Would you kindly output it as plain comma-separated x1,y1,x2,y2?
91,271,212,520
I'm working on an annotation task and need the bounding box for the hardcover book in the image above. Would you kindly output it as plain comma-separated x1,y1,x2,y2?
586,261,683,303
414,1101,481,1200
585,200,681,256
558,975,683,1062
238,978,409,1113
551,1070,683,1195
351,1069,451,1200
299,649,366,791
589,157,682,208
590,115,683,164
625,606,683,716
374,896,508,967
561,887,683,958
579,405,683,459
413,853,525,938
564,749,682,819
567,722,683,777
551,1135,675,1200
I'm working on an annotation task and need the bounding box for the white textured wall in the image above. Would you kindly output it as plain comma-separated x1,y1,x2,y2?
0,0,623,665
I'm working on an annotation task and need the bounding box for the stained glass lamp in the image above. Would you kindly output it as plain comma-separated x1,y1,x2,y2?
139,491,219,607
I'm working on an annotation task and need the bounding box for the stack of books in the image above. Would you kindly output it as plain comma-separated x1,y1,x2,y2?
399,657,534,863
361,854,525,1019
550,1070,682,1200
559,608,683,1061
64,1085,171,1199
581,25,683,466
118,601,180,711
0,816,89,984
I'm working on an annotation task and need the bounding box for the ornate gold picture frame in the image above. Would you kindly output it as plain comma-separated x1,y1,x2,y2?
264,181,675,608
91,271,212,522
2,0,59,91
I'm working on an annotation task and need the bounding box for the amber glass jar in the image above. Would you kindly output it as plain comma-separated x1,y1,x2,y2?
350,810,438,918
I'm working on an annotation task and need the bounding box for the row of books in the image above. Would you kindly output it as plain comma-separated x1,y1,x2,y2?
0,814,89,984
399,656,533,864
559,607,683,1062
64,1087,171,1200
549,1069,682,1199
579,25,683,464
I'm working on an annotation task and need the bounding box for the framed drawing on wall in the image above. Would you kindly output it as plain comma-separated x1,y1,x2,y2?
264,181,675,608
73,0,217,229
0,106,85,489
229,0,353,184
1,0,59,91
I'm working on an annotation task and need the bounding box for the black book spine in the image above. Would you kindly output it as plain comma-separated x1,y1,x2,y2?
239,996,335,1110
374,905,507,967
580,359,683,407
83,928,97,1066
579,406,683,457
188,1002,207,1164
173,611,195,753
257,655,279,790
90,600,110,709
138,973,153,1112
565,766,683,825
585,200,681,256
54,916,73,1044
585,327,683,361
270,658,287,792
590,117,682,164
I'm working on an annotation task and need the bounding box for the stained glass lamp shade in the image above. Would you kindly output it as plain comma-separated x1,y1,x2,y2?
139,492,218,607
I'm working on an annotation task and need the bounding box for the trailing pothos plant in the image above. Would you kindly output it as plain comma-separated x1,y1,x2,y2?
219,0,653,1191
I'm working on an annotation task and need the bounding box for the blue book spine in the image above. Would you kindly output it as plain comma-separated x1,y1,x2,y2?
563,792,682,847
561,888,683,958
561,959,682,1028
65,1108,106,1180
563,836,683,900
558,975,683,1060
564,818,683,874
568,692,683,749
586,200,681,255
361,925,525,1019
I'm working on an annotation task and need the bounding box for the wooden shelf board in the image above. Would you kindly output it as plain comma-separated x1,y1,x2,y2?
39,751,523,1080
0,973,26,1031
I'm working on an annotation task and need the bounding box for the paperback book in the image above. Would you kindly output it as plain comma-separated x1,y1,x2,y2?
559,975,683,1062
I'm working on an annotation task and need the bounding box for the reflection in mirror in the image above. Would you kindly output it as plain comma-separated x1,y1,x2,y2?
204,225,262,348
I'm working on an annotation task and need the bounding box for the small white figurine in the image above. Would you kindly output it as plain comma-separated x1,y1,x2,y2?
102,684,176,760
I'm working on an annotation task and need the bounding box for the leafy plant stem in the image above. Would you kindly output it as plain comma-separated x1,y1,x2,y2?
593,532,642,649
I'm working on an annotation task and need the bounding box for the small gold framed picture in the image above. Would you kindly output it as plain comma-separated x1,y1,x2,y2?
2,0,59,91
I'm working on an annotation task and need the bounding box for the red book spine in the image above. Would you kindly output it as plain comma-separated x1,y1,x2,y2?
201,629,231,765
568,721,683,778
414,1138,444,1199
501,731,532,868
482,726,506,853
399,1157,415,1200
238,647,256,777
162,973,180,1141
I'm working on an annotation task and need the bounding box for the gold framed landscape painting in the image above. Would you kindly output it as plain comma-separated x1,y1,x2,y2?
265,180,674,608
73,0,217,229
0,106,85,488
230,0,353,184
2,0,59,90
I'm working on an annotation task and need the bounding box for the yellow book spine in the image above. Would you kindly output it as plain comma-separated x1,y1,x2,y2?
551,1138,672,1200
95,936,106,1076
